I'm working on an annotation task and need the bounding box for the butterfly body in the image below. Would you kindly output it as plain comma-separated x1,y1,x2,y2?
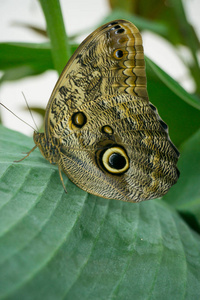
33,19,179,202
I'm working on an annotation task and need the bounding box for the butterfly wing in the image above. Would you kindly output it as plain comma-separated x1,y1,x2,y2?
43,19,179,202
45,19,148,138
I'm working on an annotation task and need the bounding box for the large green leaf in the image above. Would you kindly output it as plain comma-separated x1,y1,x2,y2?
0,125,200,299
163,128,200,228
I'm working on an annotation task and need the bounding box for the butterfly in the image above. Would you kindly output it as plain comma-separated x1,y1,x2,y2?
20,19,180,202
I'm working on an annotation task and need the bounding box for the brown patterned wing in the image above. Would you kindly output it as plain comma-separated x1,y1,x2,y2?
39,19,179,202
44,19,148,139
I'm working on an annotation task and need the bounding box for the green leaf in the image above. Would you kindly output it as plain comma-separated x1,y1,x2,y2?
0,42,54,72
0,42,78,81
163,128,200,228
146,58,200,111
146,58,200,146
0,125,200,299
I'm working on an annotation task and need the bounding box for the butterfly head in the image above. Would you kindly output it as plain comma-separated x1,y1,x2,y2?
33,131,60,164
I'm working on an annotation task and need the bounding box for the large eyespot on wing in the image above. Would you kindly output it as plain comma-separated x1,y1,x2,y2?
44,19,148,140
95,143,130,175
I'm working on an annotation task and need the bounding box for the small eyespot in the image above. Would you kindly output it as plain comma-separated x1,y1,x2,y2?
149,103,157,111
71,112,87,128
113,49,124,59
99,145,130,175
115,28,125,34
159,120,168,131
105,22,118,29
111,25,121,30
101,125,113,135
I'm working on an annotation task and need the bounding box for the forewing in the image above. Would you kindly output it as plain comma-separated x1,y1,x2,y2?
45,19,148,139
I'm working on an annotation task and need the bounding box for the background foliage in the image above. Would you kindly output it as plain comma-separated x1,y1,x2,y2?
0,0,200,299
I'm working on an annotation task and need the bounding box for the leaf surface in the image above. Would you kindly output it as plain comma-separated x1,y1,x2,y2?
0,125,200,299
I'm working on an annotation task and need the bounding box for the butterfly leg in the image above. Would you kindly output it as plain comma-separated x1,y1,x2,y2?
58,164,68,193
14,145,38,162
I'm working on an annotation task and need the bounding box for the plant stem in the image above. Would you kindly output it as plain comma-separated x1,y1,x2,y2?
38,0,71,74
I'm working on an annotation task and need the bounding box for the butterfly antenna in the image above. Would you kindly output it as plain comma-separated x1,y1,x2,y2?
0,102,36,132
22,92,39,132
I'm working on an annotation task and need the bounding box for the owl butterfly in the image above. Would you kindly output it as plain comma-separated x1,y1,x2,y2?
25,19,180,202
